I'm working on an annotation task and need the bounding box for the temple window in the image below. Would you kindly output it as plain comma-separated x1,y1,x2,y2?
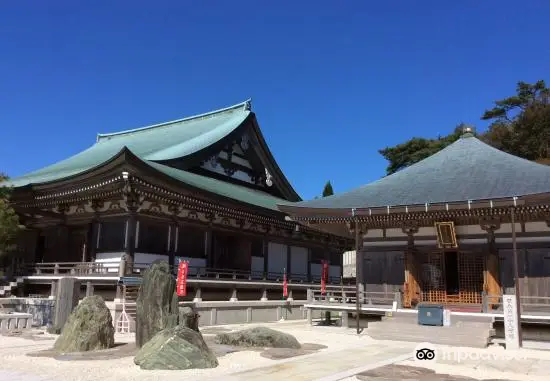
311,248,325,263
177,226,206,258
97,220,126,252
330,251,342,266
137,220,169,254
251,238,263,257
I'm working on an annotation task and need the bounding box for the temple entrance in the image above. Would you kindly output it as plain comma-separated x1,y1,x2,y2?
445,251,459,295
212,232,251,272
418,250,484,305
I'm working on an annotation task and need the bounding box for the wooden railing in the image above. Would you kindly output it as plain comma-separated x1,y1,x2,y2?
20,261,350,286
484,293,550,314
311,289,397,306
26,262,109,275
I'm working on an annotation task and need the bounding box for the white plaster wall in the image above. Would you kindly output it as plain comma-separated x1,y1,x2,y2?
290,246,308,277
95,252,123,273
364,229,383,238
385,228,405,238
499,223,522,234
417,226,436,236
267,242,287,276
455,224,485,235
525,221,550,232
343,250,356,278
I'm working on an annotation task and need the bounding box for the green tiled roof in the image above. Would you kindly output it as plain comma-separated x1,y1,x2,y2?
9,100,251,188
284,134,550,209
5,100,288,212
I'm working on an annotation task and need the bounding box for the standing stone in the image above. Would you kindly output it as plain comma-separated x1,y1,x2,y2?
179,305,200,332
135,260,179,348
53,295,115,353
50,277,80,334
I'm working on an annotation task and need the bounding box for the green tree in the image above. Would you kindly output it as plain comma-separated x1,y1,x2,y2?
378,80,550,175
322,181,334,197
482,80,550,160
378,124,468,175
0,173,20,258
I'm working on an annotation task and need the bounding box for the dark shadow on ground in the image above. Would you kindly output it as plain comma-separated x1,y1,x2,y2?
26,337,327,362
28,342,137,361
260,343,328,360
2,330,55,341
357,365,515,381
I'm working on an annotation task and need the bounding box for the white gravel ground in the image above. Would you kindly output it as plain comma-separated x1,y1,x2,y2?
1,321,550,381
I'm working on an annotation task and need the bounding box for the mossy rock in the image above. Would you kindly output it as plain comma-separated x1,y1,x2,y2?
135,260,179,348
214,326,301,349
134,325,218,370
53,295,114,353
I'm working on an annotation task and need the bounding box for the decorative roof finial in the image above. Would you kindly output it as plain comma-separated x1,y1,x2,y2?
244,99,252,111
461,125,475,138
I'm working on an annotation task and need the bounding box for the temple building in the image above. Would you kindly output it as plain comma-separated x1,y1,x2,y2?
4,100,348,294
279,129,550,310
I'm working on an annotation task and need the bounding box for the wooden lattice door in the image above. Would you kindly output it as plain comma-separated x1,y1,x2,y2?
458,252,484,304
418,251,484,305
419,252,446,303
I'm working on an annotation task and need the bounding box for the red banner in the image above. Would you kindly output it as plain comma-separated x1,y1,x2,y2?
321,260,329,295
176,260,189,297
283,269,288,298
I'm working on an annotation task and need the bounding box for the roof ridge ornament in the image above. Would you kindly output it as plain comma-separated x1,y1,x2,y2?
461,125,475,138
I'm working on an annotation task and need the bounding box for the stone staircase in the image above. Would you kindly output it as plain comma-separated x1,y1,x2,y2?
0,277,24,297
366,311,494,348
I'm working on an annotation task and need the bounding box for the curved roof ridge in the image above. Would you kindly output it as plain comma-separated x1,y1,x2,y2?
96,98,252,142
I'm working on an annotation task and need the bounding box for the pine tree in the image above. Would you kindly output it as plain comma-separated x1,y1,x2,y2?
322,181,334,197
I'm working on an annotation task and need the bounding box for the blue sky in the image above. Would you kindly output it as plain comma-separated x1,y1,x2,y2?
1,1,549,201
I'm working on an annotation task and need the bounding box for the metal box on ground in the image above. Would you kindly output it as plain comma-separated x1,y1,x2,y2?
417,304,444,326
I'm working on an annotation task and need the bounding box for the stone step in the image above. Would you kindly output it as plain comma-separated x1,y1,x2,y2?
369,332,490,348
373,319,493,329
381,315,493,327
366,319,493,348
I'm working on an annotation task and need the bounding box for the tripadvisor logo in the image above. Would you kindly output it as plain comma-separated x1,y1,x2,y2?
414,342,527,363
414,343,437,361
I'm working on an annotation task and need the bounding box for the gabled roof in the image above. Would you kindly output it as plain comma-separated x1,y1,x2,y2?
6,99,301,211
10,100,251,187
146,161,289,211
279,133,550,213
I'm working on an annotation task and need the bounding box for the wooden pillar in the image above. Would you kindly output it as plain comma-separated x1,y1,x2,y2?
124,212,137,273
89,200,104,262
402,223,420,308
169,224,177,269
354,220,364,334
286,244,292,279
263,238,269,279
481,218,501,309
205,229,213,268
168,205,180,270
307,248,312,282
